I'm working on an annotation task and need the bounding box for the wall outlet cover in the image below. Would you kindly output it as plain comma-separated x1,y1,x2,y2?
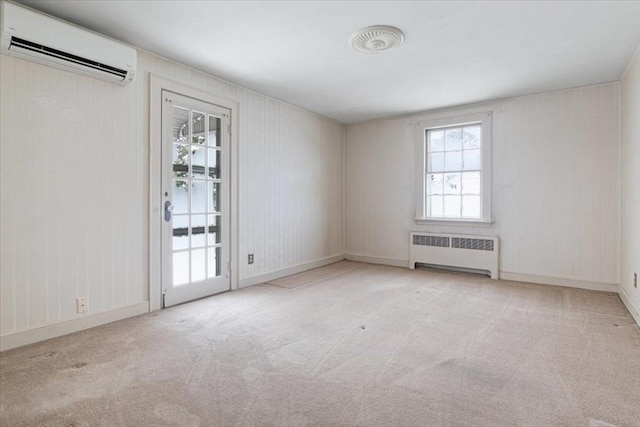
76,297,89,314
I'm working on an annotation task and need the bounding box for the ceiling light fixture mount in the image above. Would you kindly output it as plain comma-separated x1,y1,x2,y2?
349,25,404,54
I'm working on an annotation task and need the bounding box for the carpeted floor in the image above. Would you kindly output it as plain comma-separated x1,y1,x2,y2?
266,261,365,289
1,261,639,427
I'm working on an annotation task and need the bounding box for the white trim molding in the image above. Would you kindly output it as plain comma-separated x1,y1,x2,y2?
0,303,149,352
500,271,618,293
414,218,494,227
618,285,640,327
239,254,346,288
415,111,493,225
149,74,240,312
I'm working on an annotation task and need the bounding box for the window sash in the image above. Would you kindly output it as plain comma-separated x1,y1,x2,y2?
425,125,483,220
415,111,493,225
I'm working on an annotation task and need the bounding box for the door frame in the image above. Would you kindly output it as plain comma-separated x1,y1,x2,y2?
149,74,239,311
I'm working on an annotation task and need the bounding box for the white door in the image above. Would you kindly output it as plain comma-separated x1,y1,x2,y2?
161,90,230,307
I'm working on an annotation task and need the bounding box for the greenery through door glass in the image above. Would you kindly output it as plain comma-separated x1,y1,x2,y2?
174,123,206,191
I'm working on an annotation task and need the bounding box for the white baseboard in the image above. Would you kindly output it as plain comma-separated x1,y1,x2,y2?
499,271,618,293
618,285,640,327
238,254,346,288
344,253,409,268
0,302,149,352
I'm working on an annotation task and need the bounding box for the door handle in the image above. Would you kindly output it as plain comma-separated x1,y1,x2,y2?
164,200,174,222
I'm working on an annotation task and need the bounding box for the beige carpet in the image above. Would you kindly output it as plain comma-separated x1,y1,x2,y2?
1,262,639,427
266,261,365,289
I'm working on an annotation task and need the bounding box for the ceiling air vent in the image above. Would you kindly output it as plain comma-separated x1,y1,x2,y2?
349,25,404,54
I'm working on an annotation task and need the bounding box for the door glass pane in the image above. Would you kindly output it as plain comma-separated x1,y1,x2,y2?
173,181,188,214
208,182,220,213
191,215,206,248
192,112,206,146
208,116,221,147
191,248,206,282
173,144,189,178
173,106,189,144
208,149,220,179
173,215,189,251
192,181,207,213
192,146,206,178
208,247,221,278
208,215,221,245
173,251,189,286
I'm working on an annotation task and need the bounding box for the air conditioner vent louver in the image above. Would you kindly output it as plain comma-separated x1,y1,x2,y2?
412,235,450,247
9,37,128,79
451,238,494,251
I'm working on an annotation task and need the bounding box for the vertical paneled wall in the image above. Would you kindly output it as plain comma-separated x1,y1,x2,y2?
235,89,343,279
0,50,344,338
0,55,147,334
345,83,620,286
620,48,640,314
497,85,619,283
141,53,344,281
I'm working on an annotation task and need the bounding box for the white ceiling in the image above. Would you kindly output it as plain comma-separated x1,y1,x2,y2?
16,0,640,123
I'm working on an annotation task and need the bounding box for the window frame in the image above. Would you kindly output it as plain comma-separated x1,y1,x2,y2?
415,111,493,226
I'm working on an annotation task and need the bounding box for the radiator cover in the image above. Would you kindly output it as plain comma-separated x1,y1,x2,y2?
409,232,499,279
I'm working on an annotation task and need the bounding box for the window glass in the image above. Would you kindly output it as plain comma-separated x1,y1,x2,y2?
426,123,483,220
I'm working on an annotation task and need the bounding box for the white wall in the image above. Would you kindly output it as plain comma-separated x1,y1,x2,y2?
619,48,640,323
0,30,633,349
0,50,343,345
345,83,620,289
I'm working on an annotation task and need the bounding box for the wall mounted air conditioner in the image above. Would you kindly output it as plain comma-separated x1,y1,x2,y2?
0,1,136,85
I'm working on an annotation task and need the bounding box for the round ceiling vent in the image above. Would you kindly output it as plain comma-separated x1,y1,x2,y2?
349,25,405,54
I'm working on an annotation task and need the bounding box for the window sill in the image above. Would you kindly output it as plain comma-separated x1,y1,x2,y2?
414,218,494,228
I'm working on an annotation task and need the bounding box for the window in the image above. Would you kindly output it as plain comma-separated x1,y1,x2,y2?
415,112,492,225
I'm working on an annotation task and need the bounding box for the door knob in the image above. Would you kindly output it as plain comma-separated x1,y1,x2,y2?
164,200,174,222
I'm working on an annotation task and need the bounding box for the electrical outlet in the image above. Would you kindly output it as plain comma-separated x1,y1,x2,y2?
76,297,88,314
248,254,254,265
634,272,637,289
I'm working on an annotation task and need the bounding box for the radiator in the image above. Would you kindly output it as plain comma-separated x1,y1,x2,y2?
409,232,499,279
